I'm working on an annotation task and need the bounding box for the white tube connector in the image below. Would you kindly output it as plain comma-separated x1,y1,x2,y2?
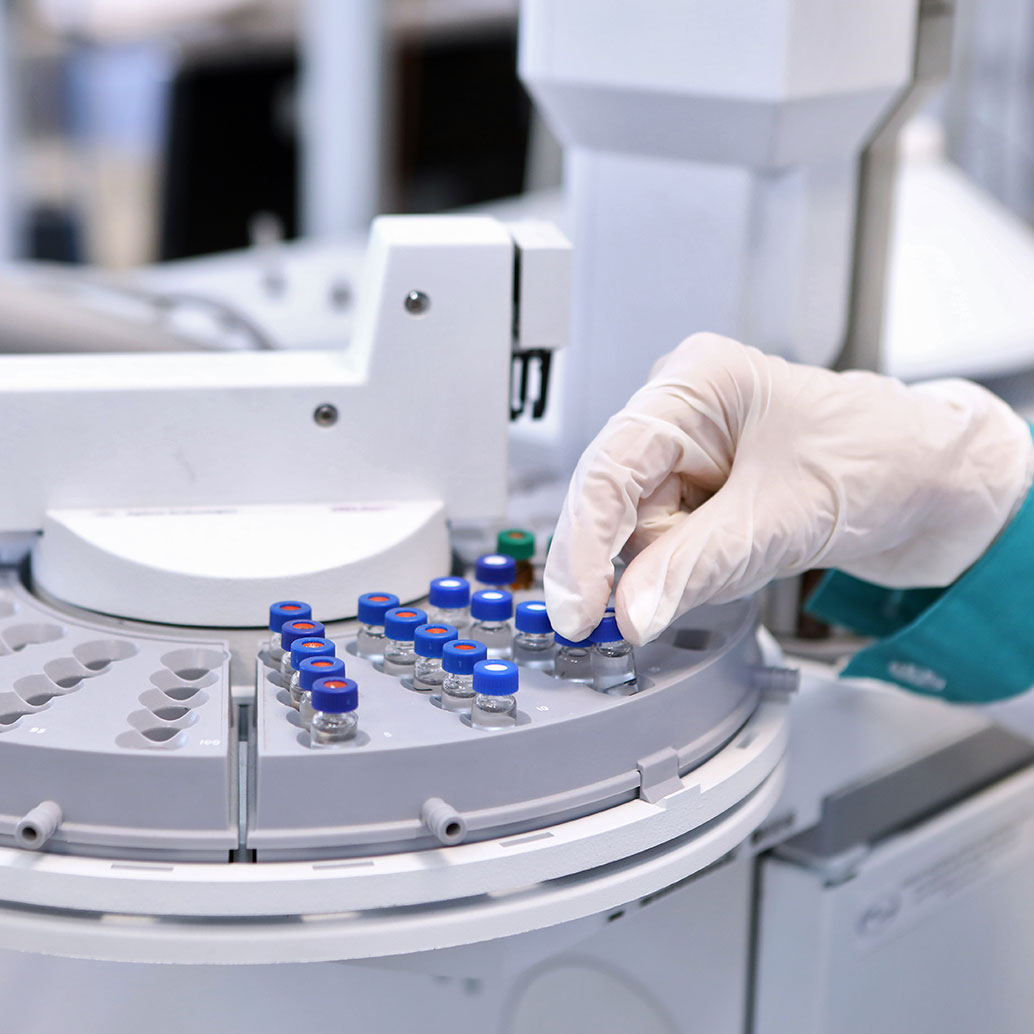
751,665,801,697
15,800,62,850
421,797,467,846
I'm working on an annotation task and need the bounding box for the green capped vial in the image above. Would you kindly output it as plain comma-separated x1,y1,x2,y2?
496,528,536,590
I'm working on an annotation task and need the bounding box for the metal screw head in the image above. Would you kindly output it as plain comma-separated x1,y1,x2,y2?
404,290,430,315
313,403,338,427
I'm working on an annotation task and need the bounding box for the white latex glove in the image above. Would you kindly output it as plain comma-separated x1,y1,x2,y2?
545,333,1034,646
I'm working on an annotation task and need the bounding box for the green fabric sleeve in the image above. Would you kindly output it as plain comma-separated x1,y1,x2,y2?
804,435,1034,703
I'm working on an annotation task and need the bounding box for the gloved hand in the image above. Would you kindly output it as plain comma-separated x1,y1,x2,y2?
545,333,1034,646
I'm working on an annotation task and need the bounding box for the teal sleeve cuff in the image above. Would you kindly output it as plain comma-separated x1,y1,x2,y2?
806,573,946,639
804,435,1034,704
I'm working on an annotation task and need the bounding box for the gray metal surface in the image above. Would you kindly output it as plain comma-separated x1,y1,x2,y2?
0,573,235,859
250,599,764,857
0,568,768,864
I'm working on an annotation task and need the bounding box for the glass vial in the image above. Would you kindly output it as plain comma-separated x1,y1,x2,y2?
553,633,594,684
297,655,346,728
469,590,514,659
470,659,519,729
426,577,471,629
513,601,555,671
473,553,517,593
382,607,428,675
496,529,536,590
355,592,400,660
413,623,459,690
309,677,359,746
590,614,638,695
440,639,488,712
287,637,336,706
279,619,326,680
266,600,311,667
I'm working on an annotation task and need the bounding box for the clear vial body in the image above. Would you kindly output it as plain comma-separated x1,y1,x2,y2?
469,619,512,659
310,710,358,746
280,651,300,680
425,605,469,630
288,675,305,709
592,640,638,694
383,637,417,674
513,631,555,671
356,622,387,660
554,644,593,683
413,656,444,690
441,672,475,711
471,693,516,728
299,691,315,728
267,631,284,666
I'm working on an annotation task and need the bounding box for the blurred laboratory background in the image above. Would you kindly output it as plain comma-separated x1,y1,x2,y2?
0,0,1031,399
7,0,561,268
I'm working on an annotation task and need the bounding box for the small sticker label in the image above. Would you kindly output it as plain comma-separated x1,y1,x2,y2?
854,814,1033,953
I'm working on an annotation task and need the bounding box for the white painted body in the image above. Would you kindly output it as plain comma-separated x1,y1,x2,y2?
0,215,570,625
519,0,918,455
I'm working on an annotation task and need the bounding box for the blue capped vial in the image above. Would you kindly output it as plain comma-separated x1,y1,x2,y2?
553,631,594,684
413,623,459,690
441,639,488,712
591,614,638,695
267,600,311,666
513,601,555,671
279,619,326,679
470,659,519,728
288,636,336,704
356,592,401,660
309,676,359,746
382,606,429,675
297,655,346,728
426,577,471,629
469,589,514,659
474,553,517,592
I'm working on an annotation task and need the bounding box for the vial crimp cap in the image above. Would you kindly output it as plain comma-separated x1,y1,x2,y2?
591,614,627,644
357,592,401,626
475,554,517,586
414,623,459,658
280,619,326,652
298,655,345,691
472,659,519,696
268,600,312,632
515,601,552,635
470,590,514,622
496,529,535,561
428,577,471,609
384,607,429,640
290,636,336,670
311,677,358,713
442,639,488,675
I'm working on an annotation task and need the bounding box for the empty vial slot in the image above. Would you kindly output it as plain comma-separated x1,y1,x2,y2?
138,687,209,713
673,629,722,652
150,668,217,697
163,685,204,702
115,728,189,750
73,638,139,671
152,705,189,721
3,623,64,653
42,657,95,691
130,706,199,733
141,727,180,742
160,647,228,682
0,712,23,726
11,677,56,709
